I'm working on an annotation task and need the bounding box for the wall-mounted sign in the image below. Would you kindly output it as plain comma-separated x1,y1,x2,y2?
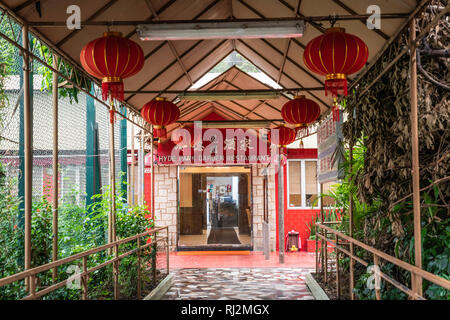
317,111,345,183
150,128,274,165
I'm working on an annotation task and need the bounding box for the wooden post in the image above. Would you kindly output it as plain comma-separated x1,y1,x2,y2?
349,138,355,300
373,254,381,300
315,224,318,274
324,226,328,284
130,125,135,206
113,244,119,299
166,236,170,274
22,24,32,291
29,274,36,298
137,237,141,299
335,233,340,299
52,56,59,281
277,152,285,264
82,256,88,300
409,18,423,297
108,100,117,244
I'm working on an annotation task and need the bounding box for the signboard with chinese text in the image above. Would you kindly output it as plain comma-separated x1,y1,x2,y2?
317,111,345,183
146,127,275,166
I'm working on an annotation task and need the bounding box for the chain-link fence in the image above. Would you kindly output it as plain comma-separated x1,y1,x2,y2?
0,9,162,300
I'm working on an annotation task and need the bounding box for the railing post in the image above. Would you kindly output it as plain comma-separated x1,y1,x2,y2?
409,17,423,297
82,256,88,300
22,23,32,292
320,226,324,276
335,233,340,299
137,237,141,299
373,254,381,300
29,274,36,299
152,233,157,285
52,55,59,282
113,244,119,300
348,138,355,300
166,234,169,275
108,99,117,245
315,224,318,275
324,228,328,284
277,152,285,264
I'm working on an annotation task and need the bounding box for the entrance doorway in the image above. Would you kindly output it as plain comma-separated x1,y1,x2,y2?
178,166,252,250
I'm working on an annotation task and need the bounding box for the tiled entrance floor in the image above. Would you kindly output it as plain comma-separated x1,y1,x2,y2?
169,251,316,269
161,268,315,300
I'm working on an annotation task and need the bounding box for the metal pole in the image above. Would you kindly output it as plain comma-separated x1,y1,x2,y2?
22,24,32,290
278,151,284,264
138,130,144,206
109,100,117,244
130,125,135,206
335,233,340,299
52,55,59,281
409,18,422,297
150,125,154,217
349,138,355,300
319,183,323,274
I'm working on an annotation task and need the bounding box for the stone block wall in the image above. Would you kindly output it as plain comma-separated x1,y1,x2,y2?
251,164,277,251
152,164,277,252
153,165,178,251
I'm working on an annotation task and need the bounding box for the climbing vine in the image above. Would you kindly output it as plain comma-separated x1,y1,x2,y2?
331,1,449,299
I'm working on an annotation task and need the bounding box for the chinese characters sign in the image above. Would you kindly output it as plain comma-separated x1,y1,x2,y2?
151,125,276,165
317,111,345,183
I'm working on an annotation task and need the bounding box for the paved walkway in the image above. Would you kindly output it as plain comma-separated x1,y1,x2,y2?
162,267,315,300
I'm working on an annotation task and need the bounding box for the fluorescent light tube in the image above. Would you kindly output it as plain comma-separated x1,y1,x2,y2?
136,19,304,40
178,91,280,101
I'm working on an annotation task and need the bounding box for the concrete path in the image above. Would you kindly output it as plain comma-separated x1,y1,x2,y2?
161,267,315,300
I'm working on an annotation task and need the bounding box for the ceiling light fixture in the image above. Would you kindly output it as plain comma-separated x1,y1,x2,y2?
178,91,280,101
136,19,305,40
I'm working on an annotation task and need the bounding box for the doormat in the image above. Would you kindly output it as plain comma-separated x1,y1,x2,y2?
207,227,241,244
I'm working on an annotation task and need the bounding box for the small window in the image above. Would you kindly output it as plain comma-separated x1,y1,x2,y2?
288,161,301,207
287,159,319,208
305,161,318,207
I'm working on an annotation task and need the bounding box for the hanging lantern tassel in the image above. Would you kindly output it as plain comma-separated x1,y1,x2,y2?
325,74,347,97
102,78,124,102
153,126,167,139
332,99,340,122
295,125,309,138
299,139,304,149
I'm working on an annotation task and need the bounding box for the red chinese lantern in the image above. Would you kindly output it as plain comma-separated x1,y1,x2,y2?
303,27,368,98
269,124,296,149
281,95,321,136
80,31,144,101
141,97,180,138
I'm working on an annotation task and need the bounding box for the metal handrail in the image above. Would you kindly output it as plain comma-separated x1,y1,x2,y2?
315,223,450,300
0,226,169,300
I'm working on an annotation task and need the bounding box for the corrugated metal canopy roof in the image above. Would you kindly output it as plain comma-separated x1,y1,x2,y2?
3,0,418,125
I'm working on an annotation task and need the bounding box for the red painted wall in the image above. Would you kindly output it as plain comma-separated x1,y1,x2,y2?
275,148,320,252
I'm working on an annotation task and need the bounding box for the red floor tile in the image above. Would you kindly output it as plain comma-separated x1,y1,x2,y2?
168,251,316,269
